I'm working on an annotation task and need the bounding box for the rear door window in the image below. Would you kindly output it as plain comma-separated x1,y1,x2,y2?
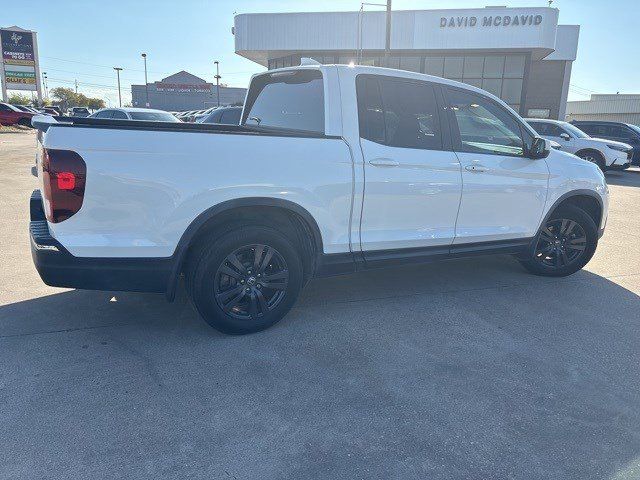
111,110,128,120
243,69,324,134
356,75,443,150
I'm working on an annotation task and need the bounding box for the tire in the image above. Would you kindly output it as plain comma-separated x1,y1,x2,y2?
520,204,598,277
187,226,304,335
577,150,606,172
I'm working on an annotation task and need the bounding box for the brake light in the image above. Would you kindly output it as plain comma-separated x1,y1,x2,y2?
41,148,86,223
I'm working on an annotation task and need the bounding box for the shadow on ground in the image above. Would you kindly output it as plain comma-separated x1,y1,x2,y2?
606,168,640,187
1,256,640,479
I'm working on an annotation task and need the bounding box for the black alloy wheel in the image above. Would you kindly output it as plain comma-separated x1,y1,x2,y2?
533,218,587,269
214,244,289,320
188,225,303,334
520,204,597,277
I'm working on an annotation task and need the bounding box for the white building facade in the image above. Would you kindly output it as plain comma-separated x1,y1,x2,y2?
234,6,579,120
566,95,640,126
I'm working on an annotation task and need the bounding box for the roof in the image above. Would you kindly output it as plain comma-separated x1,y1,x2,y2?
159,71,208,84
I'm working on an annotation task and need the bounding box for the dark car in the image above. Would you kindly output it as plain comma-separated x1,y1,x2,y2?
198,106,243,125
571,120,640,166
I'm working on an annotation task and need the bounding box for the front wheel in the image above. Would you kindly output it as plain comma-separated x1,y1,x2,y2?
187,226,304,335
520,204,598,277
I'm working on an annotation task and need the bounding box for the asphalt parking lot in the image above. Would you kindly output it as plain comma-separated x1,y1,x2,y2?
2,130,640,480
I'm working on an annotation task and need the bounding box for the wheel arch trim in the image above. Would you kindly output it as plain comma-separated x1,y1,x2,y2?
540,189,604,233
166,197,324,300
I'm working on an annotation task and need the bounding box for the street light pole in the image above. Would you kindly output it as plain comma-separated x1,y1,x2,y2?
214,60,221,107
141,53,149,107
384,0,392,67
113,67,123,107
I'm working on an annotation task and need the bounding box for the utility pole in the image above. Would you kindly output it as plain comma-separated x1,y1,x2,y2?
141,53,149,107
75,79,78,94
214,60,221,107
384,0,392,67
113,67,123,107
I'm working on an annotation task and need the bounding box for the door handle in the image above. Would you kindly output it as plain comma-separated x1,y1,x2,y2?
369,158,399,167
465,164,489,173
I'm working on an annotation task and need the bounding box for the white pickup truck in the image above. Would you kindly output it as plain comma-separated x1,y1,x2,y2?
31,64,609,334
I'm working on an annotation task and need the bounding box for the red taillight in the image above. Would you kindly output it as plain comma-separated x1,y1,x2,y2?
57,172,76,190
41,148,86,223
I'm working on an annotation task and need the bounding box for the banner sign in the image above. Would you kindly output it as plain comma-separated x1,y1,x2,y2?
5,70,36,84
1,28,39,93
1,30,35,66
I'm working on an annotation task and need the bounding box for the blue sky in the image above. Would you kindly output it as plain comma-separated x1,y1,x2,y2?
3,0,638,106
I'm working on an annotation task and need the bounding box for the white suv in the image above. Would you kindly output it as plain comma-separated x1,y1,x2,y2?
526,118,632,171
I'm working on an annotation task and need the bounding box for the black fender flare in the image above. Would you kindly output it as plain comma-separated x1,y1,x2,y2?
165,197,324,300
524,189,605,256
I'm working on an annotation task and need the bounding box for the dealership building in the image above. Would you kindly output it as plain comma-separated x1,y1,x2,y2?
234,6,578,120
131,71,246,111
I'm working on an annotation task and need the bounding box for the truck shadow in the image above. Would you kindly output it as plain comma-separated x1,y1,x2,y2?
1,255,640,479
606,168,640,187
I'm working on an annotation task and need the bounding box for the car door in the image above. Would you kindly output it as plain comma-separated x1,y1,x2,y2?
357,75,462,255
445,87,549,244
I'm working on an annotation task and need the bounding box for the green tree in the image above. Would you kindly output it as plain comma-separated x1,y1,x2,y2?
87,97,105,110
7,92,31,105
49,87,105,112
50,87,77,111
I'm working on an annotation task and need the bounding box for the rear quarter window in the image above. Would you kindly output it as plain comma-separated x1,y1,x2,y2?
243,69,324,134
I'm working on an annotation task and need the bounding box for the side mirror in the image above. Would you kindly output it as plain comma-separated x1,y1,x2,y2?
560,133,571,141
528,136,550,159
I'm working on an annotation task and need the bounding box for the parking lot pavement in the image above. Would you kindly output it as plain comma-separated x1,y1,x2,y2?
2,131,640,480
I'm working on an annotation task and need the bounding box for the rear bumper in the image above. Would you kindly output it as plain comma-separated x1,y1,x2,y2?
30,190,173,294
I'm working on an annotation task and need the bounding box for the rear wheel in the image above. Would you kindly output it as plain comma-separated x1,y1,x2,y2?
188,226,303,334
520,204,598,277
577,150,606,171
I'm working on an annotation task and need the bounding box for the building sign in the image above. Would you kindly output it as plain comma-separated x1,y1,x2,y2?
1,28,39,93
440,14,543,28
155,82,213,93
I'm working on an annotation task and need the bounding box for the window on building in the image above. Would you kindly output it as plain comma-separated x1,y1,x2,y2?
443,56,464,79
424,57,445,77
243,69,325,134
399,56,422,73
447,88,527,156
357,75,442,150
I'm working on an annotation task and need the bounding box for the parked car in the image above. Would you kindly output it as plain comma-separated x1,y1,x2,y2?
89,107,179,122
526,118,632,171
571,120,640,166
69,107,90,117
198,106,243,125
0,102,35,127
40,107,61,116
194,107,217,123
31,65,609,335
12,104,39,114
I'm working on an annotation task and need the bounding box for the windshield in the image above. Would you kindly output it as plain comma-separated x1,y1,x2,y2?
129,111,180,122
627,123,640,135
562,122,590,138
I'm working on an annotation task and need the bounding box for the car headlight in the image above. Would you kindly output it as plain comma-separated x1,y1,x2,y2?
607,144,631,152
